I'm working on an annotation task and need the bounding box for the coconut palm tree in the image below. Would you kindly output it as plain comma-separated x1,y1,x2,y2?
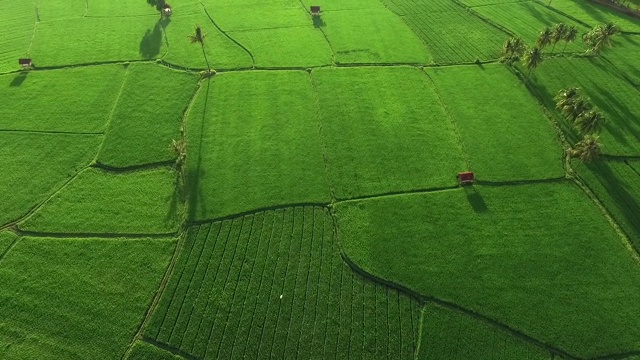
522,47,543,74
501,37,526,64
562,25,578,53
583,23,619,55
562,96,592,123
575,109,604,134
537,27,553,49
570,135,602,162
188,25,211,73
550,23,568,53
554,87,580,111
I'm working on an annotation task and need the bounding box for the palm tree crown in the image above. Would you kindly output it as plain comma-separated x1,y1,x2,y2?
575,109,604,135
522,47,543,74
537,27,553,49
571,135,602,162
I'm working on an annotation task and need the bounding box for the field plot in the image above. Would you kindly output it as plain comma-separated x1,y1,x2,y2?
0,65,126,133
298,0,387,11
0,2,33,74
573,159,640,251
320,9,432,64
381,0,505,64
472,1,588,53
98,64,199,168
545,0,640,33
523,57,640,155
84,0,202,17
145,207,422,360
336,182,640,358
186,71,330,220
604,34,640,86
313,67,466,199
418,303,548,360
0,133,100,227
126,341,184,360
208,0,310,31
0,237,174,360
19,168,179,235
36,0,85,21
425,64,564,181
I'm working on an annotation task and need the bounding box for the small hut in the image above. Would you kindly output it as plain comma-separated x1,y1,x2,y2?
19,58,33,69
162,3,173,17
457,171,475,185
310,6,321,16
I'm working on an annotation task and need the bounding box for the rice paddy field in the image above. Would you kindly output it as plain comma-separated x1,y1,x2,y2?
0,0,639,359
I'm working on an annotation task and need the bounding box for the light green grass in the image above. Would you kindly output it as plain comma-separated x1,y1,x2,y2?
425,64,564,181
36,0,85,21
126,341,184,360
230,26,333,67
0,232,18,254
336,182,640,358
0,237,174,360
604,34,640,86
20,168,180,234
418,303,548,360
97,64,199,168
523,56,640,155
146,207,422,359
312,66,466,199
0,133,100,227
0,2,33,73
320,9,432,64
299,0,387,11
186,71,330,220
209,1,310,31
546,0,640,33
0,65,127,132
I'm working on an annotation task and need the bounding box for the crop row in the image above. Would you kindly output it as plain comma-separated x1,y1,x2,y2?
145,207,422,359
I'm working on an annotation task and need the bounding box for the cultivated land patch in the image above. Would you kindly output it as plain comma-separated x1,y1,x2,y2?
418,303,548,360
0,232,18,255
336,182,640,358
126,340,184,360
0,132,100,227
313,66,466,199
97,64,199,168
523,57,640,155
604,34,640,86
545,0,640,33
0,237,174,360
0,65,126,133
381,0,506,64
425,64,564,182
186,71,330,221
0,2,33,74
19,168,179,235
145,207,422,360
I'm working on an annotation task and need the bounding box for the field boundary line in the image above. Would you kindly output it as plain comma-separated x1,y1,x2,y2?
200,2,255,68
93,65,130,164
334,185,459,204
451,0,515,38
140,336,196,360
0,129,103,135
92,160,175,173
13,229,177,239
188,202,330,225
0,235,22,266
476,176,568,186
590,350,640,360
413,303,426,360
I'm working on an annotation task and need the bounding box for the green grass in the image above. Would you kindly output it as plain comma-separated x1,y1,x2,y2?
418,303,548,360
97,64,199,168
546,0,640,33
320,9,432,64
336,182,640,358
522,56,640,155
0,65,127,133
298,0,387,11
126,341,184,360
604,34,640,86
312,66,466,199
0,2,33,73
36,0,85,21
0,237,174,360
146,207,422,359
209,1,311,31
472,1,589,53
0,232,18,254
186,71,330,220
0,132,100,227
19,168,180,234
425,64,564,181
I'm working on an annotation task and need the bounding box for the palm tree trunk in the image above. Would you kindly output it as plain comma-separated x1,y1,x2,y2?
562,42,568,54
201,43,211,72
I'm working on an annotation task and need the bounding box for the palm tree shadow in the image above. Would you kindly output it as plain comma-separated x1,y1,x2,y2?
313,16,325,28
187,79,211,221
140,18,168,59
464,186,489,213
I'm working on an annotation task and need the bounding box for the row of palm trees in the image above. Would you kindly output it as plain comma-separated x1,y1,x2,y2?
554,88,605,162
583,23,619,55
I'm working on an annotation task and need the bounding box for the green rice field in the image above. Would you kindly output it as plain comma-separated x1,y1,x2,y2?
1,0,640,359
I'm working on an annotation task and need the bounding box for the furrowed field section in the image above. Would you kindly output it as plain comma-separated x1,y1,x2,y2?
98,64,199,168
471,1,588,53
186,71,330,220
381,0,505,64
312,67,466,199
573,159,640,252
0,65,126,132
19,168,179,235
523,57,640,155
0,2,33,74
145,207,422,359
605,35,640,86
0,133,100,227
418,304,548,359
546,0,640,33
0,237,174,360
425,64,563,181
336,182,640,358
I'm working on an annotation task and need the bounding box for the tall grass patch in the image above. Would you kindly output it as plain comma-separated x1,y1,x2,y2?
425,64,564,181
336,182,640,358
0,237,174,360
186,71,330,220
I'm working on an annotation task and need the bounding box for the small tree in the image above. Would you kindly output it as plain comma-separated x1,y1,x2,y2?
562,25,578,53
171,139,187,182
583,23,619,56
522,47,543,74
550,23,568,53
188,26,212,73
563,96,592,123
537,27,553,49
554,87,580,112
575,109,604,135
501,37,526,65
570,135,602,162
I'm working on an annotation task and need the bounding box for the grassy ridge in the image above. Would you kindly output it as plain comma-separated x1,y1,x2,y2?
187,71,330,220
145,207,422,359
336,182,640,358
0,237,175,360
0,65,127,132
98,64,199,168
0,132,101,227
425,64,564,181
418,303,548,360
313,66,466,199
20,168,180,234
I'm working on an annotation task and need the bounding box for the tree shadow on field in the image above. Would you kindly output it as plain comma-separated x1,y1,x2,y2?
10,72,28,87
187,80,211,221
147,0,165,11
313,16,325,28
140,18,170,59
464,186,489,213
